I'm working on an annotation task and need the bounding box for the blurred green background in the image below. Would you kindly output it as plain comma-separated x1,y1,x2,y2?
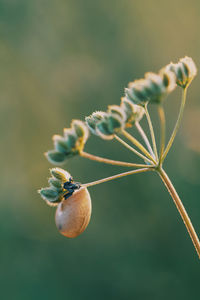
0,0,200,299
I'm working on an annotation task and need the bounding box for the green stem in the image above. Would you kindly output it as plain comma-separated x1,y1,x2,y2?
158,168,200,259
114,135,154,165
83,167,152,188
145,104,159,161
121,129,157,164
162,87,188,161
80,151,148,168
135,121,155,159
158,105,166,166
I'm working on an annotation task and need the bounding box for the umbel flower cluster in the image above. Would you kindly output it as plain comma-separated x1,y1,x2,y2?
39,57,200,259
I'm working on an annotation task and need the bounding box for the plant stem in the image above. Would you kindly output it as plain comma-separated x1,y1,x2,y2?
83,167,152,188
135,121,155,159
158,168,200,259
114,135,153,165
121,129,157,164
80,151,148,168
162,87,188,161
157,105,166,166
145,104,159,161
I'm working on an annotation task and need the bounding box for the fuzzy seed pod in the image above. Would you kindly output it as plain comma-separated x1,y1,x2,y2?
55,187,92,238
121,97,145,126
71,120,89,142
125,68,176,106
125,79,151,106
39,168,73,205
85,111,107,135
86,109,125,140
46,120,89,165
51,167,71,182
166,56,197,88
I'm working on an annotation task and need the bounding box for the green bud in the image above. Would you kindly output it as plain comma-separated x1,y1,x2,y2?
125,87,144,106
85,116,97,134
63,129,77,148
166,57,197,88
45,150,67,165
96,120,113,137
125,79,151,106
39,187,61,204
85,111,107,135
108,114,123,131
50,167,71,182
144,73,164,103
121,97,144,126
107,105,126,122
71,120,89,142
53,135,71,154
48,178,63,191
160,68,176,93
86,108,125,140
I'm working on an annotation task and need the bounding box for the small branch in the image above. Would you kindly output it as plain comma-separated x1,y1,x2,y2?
158,168,200,259
121,129,157,164
114,135,154,165
145,104,159,161
157,105,166,166
80,151,148,168
135,122,155,159
83,167,152,188
162,87,188,161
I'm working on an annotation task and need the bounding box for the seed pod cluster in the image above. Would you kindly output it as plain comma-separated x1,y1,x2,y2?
46,120,89,165
125,68,176,105
39,168,72,205
85,110,125,140
85,98,144,139
166,56,197,88
120,97,144,127
39,55,197,240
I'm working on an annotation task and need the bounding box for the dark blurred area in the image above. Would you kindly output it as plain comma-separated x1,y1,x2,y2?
0,0,200,299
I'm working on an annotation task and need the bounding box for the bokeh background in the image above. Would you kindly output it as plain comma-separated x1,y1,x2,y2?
0,0,200,299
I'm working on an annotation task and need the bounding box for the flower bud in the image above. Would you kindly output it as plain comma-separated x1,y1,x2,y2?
125,78,152,106
48,178,63,191
53,135,72,154
160,68,177,93
85,111,107,135
166,57,197,88
45,150,67,165
63,129,77,148
39,187,61,205
86,108,125,140
107,105,126,122
144,70,176,103
121,97,144,127
39,168,74,206
71,120,89,142
46,120,89,166
96,119,114,139
50,167,71,182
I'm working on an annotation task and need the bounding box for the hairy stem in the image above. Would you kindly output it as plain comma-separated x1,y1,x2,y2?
145,104,159,161
121,129,157,164
80,151,148,168
114,135,154,164
162,87,188,161
135,121,155,159
83,167,152,188
158,105,166,166
158,168,200,259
